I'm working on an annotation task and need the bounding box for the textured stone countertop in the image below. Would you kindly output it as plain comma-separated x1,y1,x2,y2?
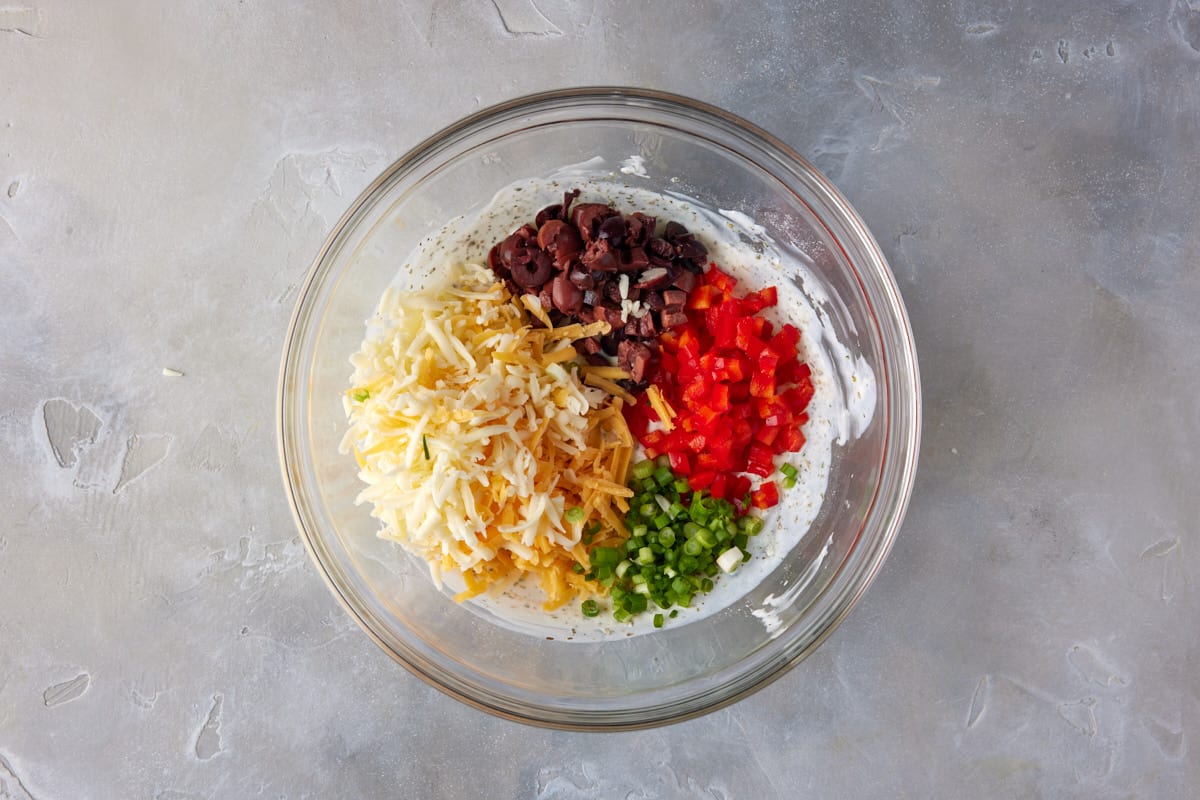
2,1,1197,797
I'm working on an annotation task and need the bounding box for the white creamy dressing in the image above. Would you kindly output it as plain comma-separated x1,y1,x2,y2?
374,158,875,641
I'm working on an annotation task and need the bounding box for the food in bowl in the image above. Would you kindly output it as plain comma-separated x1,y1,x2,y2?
279,89,920,727
339,171,874,639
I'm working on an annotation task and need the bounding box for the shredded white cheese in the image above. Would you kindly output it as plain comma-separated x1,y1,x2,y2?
340,263,600,585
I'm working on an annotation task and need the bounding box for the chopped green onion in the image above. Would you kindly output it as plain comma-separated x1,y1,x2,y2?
422,434,430,460
352,389,370,402
653,613,664,628
591,547,621,566
780,462,799,479
716,547,743,573
782,476,797,489
581,599,599,617
631,460,655,480
565,507,585,524
589,460,765,624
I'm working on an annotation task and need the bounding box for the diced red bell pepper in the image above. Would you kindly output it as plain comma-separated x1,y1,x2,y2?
710,473,728,500
624,262,817,516
749,371,775,399
668,451,692,476
753,424,781,447
686,284,721,310
625,403,653,439
735,316,767,354
770,324,800,360
712,354,746,383
706,266,738,294
740,285,778,314
746,442,775,477
694,405,722,429
751,481,780,509
731,419,754,448
714,309,740,349
709,382,731,413
782,379,814,412
779,424,806,453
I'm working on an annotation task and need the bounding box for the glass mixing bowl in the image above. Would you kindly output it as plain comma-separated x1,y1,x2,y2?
277,88,920,729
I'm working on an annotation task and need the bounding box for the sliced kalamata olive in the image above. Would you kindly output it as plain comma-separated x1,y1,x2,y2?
537,284,555,311
498,236,525,267
604,307,625,328
537,219,566,250
618,340,653,384
676,238,708,262
660,309,689,328
488,243,508,278
537,219,584,267
572,203,617,242
550,275,583,313
597,214,626,247
581,241,618,271
634,267,671,289
624,246,650,271
511,249,554,289
626,212,655,246
563,189,579,216
499,225,538,265
553,226,583,265
623,320,639,337
663,220,689,241
644,291,665,311
663,289,688,307
671,270,697,293
603,281,623,303
600,331,621,356
636,313,657,338
568,267,594,289
533,190,580,228
647,237,673,260
535,204,563,228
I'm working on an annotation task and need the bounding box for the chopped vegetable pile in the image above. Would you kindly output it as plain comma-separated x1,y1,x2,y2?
626,265,814,513
343,190,816,627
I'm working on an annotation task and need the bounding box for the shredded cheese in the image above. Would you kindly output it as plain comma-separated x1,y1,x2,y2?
645,384,677,432
341,263,633,610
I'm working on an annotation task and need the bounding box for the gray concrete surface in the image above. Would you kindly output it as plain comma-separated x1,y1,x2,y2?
2,1,1198,797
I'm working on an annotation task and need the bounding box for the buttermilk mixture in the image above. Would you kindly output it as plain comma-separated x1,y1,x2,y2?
340,161,874,641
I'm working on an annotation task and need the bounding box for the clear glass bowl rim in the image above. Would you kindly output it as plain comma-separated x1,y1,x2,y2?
277,86,921,730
